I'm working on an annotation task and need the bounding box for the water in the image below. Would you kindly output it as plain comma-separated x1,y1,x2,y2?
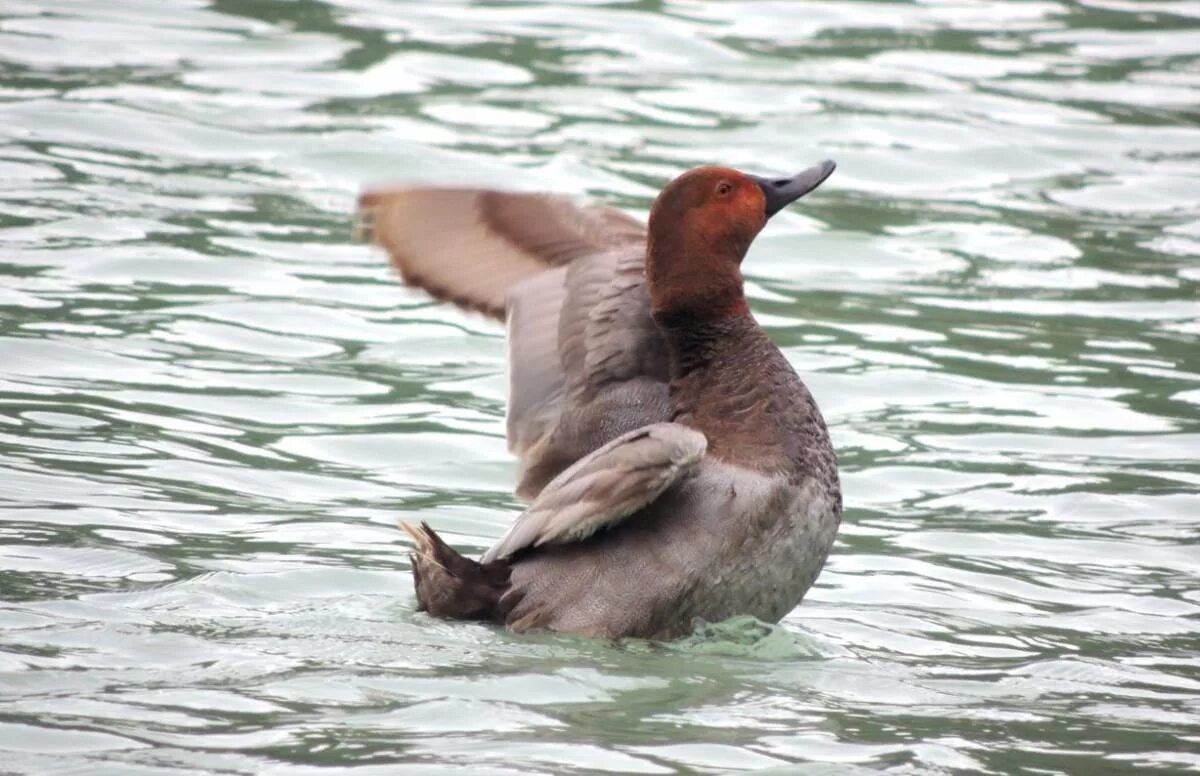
1,0,1198,772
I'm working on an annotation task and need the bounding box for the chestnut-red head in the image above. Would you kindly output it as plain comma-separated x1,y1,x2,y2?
646,160,835,323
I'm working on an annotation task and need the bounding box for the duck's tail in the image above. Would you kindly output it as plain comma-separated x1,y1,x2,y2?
400,521,513,623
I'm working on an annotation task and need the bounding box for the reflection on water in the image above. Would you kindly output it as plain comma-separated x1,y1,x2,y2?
1,0,1198,773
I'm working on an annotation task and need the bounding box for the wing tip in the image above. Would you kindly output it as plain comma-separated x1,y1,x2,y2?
353,200,376,244
644,422,708,464
354,188,424,245
354,189,507,320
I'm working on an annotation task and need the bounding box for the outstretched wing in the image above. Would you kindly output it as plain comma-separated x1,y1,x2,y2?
357,186,682,504
356,187,643,319
481,423,707,563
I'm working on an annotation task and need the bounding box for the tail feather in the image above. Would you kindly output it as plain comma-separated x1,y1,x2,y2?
401,521,512,622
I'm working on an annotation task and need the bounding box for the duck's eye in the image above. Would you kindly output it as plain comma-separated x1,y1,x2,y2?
716,181,733,196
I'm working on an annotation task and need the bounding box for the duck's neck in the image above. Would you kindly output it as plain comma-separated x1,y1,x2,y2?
655,311,758,379
645,234,750,327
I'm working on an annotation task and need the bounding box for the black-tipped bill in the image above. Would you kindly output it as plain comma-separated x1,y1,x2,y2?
750,159,836,218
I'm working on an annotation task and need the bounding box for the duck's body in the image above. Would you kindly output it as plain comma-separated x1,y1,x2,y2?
358,162,842,640
506,320,840,638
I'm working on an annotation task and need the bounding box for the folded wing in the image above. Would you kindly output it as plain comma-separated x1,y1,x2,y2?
481,423,707,563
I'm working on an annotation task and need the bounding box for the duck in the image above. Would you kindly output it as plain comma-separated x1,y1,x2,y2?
356,161,842,640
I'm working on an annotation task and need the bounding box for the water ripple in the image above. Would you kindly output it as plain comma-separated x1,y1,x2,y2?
1,0,1197,773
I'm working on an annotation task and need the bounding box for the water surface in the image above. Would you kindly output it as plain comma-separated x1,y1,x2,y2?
1,0,1198,773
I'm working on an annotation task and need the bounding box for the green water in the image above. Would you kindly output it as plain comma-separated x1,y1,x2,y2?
1,0,1198,773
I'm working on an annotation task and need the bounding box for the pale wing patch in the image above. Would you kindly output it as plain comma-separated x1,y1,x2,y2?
356,188,646,320
358,189,546,318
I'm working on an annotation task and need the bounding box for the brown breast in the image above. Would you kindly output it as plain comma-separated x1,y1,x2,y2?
664,314,838,488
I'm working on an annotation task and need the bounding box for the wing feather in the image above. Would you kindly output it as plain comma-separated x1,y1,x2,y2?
481,423,707,563
357,186,647,477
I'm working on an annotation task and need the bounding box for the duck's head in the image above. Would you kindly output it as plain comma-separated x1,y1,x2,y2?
646,160,835,324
